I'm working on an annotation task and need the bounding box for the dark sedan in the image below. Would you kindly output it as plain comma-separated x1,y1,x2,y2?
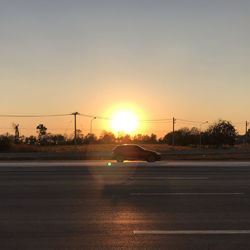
112,144,161,162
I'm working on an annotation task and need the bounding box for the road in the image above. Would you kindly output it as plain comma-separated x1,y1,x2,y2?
0,160,250,249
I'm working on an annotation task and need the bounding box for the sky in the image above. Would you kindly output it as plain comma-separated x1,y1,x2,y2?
0,0,250,136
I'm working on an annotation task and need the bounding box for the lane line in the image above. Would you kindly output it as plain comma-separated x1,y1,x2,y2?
129,177,209,180
131,192,245,196
134,230,250,235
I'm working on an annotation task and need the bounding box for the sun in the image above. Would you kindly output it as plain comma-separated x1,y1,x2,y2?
111,111,138,134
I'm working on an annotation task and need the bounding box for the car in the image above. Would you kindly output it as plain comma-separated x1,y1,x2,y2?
112,144,161,162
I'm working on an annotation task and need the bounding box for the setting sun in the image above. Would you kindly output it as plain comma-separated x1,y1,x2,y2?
111,111,138,134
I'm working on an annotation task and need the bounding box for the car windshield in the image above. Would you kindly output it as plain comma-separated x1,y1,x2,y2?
134,145,144,151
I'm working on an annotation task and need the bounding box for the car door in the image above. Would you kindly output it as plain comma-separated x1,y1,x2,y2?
133,146,146,160
126,146,137,160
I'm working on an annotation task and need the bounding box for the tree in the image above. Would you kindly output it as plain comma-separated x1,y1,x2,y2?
99,131,116,144
133,134,156,144
25,136,37,145
150,133,157,143
76,129,84,144
118,134,131,144
0,136,11,151
204,120,237,146
133,134,143,143
46,134,67,145
84,133,98,144
36,124,47,136
36,124,47,145
162,127,200,146
12,123,20,143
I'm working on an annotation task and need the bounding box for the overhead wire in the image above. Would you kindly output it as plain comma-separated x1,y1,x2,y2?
0,112,247,134
0,114,72,118
78,113,112,120
138,118,172,122
176,118,207,124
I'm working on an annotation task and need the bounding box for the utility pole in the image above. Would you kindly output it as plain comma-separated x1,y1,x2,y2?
199,127,202,148
246,121,248,147
172,117,176,146
72,112,79,151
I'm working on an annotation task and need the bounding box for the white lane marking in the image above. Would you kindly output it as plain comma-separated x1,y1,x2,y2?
131,192,245,196
129,177,209,180
133,230,250,235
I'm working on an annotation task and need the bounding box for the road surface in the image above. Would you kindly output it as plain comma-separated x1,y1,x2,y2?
0,160,250,249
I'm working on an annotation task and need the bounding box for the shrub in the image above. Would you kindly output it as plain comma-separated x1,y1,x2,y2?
0,136,12,151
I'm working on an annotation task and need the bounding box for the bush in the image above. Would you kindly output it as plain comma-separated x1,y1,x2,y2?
204,120,237,146
0,136,12,151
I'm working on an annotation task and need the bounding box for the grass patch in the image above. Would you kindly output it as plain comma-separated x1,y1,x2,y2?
8,143,250,153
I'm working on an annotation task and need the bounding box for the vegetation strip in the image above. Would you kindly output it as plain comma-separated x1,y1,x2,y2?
133,230,250,235
131,192,245,196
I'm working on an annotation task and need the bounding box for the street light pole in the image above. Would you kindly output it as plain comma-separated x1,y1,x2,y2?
72,112,79,151
246,121,248,147
90,117,96,134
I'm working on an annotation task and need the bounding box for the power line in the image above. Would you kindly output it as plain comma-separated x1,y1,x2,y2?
139,120,172,123
231,122,245,125
139,118,172,122
0,112,248,129
78,113,95,118
176,118,206,124
175,122,200,126
78,113,112,120
0,114,72,118
79,113,173,122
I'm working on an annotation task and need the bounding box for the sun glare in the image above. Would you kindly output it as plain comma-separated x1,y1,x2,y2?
111,111,138,134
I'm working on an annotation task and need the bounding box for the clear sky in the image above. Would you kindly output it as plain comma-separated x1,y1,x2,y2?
1,0,250,136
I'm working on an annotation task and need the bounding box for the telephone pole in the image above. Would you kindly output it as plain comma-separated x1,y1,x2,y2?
246,121,248,147
172,117,176,146
72,112,79,151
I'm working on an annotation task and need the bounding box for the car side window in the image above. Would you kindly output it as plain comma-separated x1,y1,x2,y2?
121,146,130,152
134,146,143,151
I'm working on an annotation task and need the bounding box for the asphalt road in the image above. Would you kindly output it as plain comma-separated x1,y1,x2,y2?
0,161,250,250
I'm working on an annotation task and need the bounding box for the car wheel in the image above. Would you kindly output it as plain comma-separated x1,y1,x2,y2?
147,155,156,162
116,155,124,162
